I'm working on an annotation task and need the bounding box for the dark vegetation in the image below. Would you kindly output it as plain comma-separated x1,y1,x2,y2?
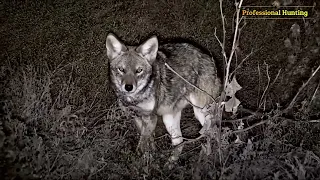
1,0,320,179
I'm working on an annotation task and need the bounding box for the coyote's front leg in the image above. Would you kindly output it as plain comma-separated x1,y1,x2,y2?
134,115,157,154
162,110,184,169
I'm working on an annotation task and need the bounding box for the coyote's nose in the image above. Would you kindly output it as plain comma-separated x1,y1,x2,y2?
125,84,133,92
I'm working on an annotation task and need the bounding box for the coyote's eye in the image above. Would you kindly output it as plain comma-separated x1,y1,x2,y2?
136,68,143,74
118,67,125,73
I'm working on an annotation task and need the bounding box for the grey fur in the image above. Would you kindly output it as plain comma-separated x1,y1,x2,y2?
106,33,221,152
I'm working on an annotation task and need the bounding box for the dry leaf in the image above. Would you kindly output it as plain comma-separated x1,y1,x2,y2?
284,38,292,48
316,37,320,46
226,76,242,97
225,95,241,114
291,23,300,38
283,0,293,6
225,76,242,114
272,1,280,8
288,55,297,64
235,135,244,144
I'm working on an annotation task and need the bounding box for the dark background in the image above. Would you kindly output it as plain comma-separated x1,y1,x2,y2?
1,0,319,179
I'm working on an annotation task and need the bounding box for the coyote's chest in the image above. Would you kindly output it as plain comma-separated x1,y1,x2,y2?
136,96,156,113
119,94,156,116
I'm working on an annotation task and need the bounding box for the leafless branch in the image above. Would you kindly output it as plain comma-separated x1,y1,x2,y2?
222,115,256,123
270,69,282,89
257,63,261,107
230,48,261,77
286,64,320,111
214,28,227,65
214,0,244,166
309,81,320,106
231,119,269,134
223,0,243,89
309,119,320,123
259,62,271,109
219,0,227,64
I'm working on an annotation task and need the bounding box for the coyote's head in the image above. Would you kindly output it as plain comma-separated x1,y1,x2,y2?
106,33,158,96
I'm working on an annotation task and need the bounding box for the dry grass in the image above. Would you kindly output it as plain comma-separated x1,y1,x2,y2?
1,0,320,179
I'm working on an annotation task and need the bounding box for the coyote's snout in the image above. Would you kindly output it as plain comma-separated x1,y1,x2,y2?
120,70,137,92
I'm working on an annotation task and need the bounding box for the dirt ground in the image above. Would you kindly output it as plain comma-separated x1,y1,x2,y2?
1,0,320,179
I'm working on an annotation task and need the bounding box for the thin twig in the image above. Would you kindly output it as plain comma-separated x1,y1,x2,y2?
309,81,320,106
286,64,320,111
175,135,206,148
279,117,320,123
270,69,282,89
90,163,108,177
259,68,282,110
224,0,243,89
88,91,101,113
231,119,269,134
214,28,227,65
181,145,202,156
259,62,271,109
214,28,223,49
309,119,320,123
230,48,261,77
222,115,257,123
219,0,226,64
257,63,261,107
154,134,169,140
182,135,206,144
52,58,84,75
238,106,263,116
46,149,61,177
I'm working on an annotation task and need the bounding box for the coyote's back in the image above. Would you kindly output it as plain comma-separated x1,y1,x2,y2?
155,43,221,116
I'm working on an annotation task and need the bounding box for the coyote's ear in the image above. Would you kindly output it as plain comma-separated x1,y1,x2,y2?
106,33,127,60
136,36,158,64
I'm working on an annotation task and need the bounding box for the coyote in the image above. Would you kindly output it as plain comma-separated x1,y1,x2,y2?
106,33,221,154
